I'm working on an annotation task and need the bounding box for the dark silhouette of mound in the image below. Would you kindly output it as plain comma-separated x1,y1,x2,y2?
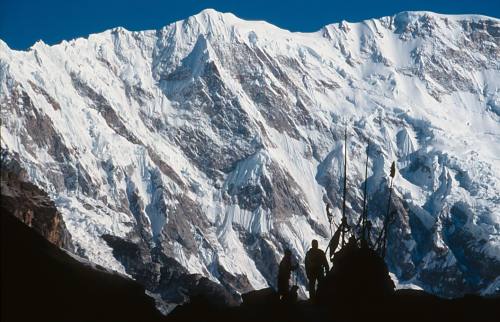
316,243,395,314
1,213,165,322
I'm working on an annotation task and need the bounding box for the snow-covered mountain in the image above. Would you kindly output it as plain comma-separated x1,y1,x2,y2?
1,9,499,299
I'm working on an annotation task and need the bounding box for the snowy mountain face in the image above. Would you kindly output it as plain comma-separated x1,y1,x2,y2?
1,9,499,299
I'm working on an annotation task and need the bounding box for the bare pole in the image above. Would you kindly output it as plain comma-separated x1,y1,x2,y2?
342,128,348,218
376,161,396,257
341,127,348,247
381,162,396,257
361,144,369,242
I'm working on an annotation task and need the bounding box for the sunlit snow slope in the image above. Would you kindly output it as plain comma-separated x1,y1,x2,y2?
1,9,499,298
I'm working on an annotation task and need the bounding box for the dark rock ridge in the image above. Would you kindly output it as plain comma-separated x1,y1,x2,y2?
102,233,239,313
0,153,73,250
168,246,500,322
0,209,165,322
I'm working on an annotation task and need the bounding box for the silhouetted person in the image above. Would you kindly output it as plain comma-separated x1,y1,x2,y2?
305,240,329,301
277,249,297,300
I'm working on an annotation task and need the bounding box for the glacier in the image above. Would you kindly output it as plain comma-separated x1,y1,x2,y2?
1,9,499,300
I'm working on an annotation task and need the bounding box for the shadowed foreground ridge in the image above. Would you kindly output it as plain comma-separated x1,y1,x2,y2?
0,212,165,322
168,245,499,322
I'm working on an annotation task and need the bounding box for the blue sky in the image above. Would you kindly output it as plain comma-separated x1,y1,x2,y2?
1,0,499,50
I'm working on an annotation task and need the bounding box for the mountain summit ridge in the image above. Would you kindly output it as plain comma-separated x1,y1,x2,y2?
4,9,499,52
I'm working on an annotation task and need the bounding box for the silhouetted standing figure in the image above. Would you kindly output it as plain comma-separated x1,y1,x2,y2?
305,240,329,301
277,249,297,300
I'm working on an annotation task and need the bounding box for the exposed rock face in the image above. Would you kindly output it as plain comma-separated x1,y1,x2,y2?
0,9,499,301
1,153,73,251
101,233,239,313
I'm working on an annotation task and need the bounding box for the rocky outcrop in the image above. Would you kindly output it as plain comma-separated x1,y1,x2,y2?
102,234,239,314
0,152,73,251
1,205,164,322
